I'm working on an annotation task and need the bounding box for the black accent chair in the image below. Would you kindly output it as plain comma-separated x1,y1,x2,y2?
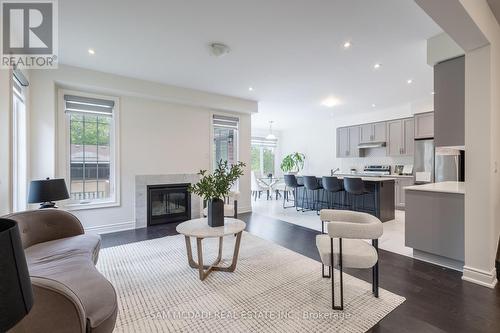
283,174,303,210
343,177,370,212
302,176,322,215
321,176,344,232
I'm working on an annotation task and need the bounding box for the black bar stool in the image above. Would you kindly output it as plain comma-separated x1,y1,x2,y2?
343,177,370,212
321,176,344,209
302,176,322,215
283,174,303,210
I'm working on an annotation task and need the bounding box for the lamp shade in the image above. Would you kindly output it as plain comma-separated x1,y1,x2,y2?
0,219,33,331
28,178,70,204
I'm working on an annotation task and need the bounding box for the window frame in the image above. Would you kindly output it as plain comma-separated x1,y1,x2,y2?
251,137,277,176
11,76,29,212
210,112,240,190
57,88,121,210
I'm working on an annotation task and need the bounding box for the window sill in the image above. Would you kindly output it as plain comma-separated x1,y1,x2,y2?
63,200,120,211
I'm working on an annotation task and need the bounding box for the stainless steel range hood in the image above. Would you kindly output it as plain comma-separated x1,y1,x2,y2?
357,141,386,149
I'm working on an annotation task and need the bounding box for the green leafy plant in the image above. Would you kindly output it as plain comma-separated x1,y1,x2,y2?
188,160,246,201
280,152,305,173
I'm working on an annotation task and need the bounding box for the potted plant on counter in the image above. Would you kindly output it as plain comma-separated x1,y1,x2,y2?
189,160,245,227
280,152,305,174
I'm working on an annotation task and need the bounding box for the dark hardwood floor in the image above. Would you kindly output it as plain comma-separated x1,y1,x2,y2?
101,212,500,333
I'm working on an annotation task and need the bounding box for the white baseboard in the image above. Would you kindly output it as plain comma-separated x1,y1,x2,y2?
85,221,136,234
462,265,498,288
238,205,252,214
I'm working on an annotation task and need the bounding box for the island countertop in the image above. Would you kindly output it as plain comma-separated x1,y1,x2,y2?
301,175,396,182
405,181,465,194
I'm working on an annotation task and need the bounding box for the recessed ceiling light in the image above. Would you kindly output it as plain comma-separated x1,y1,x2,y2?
407,79,413,84
321,96,341,108
343,41,351,49
373,63,382,69
88,48,95,55
209,42,231,57
371,104,377,108
248,87,254,92
431,91,435,95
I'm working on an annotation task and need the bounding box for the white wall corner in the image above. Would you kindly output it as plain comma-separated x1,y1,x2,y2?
427,32,465,66
462,265,498,288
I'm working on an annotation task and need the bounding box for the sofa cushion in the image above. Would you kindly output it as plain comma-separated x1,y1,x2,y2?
25,234,117,331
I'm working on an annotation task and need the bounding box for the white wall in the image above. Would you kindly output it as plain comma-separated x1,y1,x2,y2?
416,0,500,288
279,99,432,176
28,65,255,232
460,0,500,288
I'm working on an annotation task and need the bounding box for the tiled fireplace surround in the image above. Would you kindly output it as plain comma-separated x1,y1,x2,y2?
135,174,201,228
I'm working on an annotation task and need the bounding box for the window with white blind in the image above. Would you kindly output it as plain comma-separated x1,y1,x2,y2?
212,114,239,170
62,92,119,208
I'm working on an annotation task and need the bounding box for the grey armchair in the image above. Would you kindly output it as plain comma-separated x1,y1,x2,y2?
316,209,383,310
3,209,117,333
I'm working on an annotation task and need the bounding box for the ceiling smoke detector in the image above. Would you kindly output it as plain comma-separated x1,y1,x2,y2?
209,42,231,57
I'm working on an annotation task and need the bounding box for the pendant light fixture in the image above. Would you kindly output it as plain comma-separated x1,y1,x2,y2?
266,121,276,140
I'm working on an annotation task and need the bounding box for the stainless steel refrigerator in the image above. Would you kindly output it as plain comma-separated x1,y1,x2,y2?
435,147,464,182
414,139,435,184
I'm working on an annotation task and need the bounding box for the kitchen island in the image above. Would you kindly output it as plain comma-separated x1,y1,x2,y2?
295,176,395,222
405,181,465,270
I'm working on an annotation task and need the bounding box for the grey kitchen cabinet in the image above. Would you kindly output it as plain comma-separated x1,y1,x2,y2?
336,126,360,158
434,56,465,147
405,189,464,263
387,118,414,156
414,112,434,139
360,123,373,143
337,127,349,158
360,122,386,143
394,177,414,209
373,122,386,142
403,118,414,156
387,120,403,156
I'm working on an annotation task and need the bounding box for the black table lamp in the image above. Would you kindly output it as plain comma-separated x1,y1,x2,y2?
0,219,34,331
28,177,70,208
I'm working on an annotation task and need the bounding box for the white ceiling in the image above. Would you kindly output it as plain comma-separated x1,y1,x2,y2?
58,0,441,130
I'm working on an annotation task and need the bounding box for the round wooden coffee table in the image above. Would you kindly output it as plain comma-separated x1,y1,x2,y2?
176,218,246,281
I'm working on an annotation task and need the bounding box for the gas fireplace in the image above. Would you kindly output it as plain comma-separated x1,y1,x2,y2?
147,183,191,226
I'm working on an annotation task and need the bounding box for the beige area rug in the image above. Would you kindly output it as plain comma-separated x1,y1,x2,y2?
97,232,405,332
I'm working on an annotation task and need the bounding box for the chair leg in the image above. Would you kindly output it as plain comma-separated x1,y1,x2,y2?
331,237,344,310
302,189,308,212
316,190,321,216
295,187,302,211
372,239,379,297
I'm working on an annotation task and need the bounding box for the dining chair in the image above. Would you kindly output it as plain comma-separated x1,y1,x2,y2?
251,171,269,201
316,209,383,310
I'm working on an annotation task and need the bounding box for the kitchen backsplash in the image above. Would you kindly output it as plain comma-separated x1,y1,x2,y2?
340,156,413,174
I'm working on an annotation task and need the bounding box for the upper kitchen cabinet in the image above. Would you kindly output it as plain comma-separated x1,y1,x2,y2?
403,118,415,156
336,126,360,158
349,126,360,157
387,118,414,156
337,127,349,158
434,56,465,147
414,112,434,139
360,122,386,143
